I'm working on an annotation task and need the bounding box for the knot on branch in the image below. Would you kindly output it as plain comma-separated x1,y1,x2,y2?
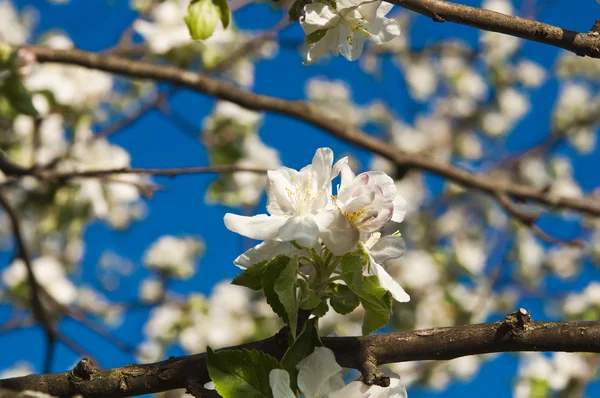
496,308,532,340
589,19,600,35
69,357,97,383
359,349,389,388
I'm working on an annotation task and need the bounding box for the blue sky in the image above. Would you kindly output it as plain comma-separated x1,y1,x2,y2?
2,0,600,396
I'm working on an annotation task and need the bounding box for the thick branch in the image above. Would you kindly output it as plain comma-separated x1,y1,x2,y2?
2,316,600,397
16,46,600,217
390,0,600,58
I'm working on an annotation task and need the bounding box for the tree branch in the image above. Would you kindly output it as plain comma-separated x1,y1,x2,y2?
16,46,600,217
2,311,600,397
389,0,600,58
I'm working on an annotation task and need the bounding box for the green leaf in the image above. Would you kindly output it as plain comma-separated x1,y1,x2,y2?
281,317,322,392
330,284,360,315
262,256,292,323
274,256,299,338
341,253,392,335
185,0,230,40
206,347,282,398
298,279,320,310
305,29,328,44
232,259,271,291
312,299,329,317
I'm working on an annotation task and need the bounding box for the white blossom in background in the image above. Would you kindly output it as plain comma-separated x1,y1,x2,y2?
0,0,33,45
515,60,547,88
0,362,33,378
480,0,520,61
562,282,600,317
12,113,68,167
25,35,112,109
2,256,77,305
306,78,369,127
403,59,437,101
514,352,595,397
139,278,164,302
497,88,530,122
134,0,276,87
133,0,191,53
233,135,282,206
143,235,204,279
300,0,401,64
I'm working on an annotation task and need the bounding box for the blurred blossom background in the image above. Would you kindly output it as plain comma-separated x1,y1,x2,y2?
0,0,599,397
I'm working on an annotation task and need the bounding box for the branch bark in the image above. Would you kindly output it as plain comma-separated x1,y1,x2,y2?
390,0,600,58
2,313,600,397
14,46,600,217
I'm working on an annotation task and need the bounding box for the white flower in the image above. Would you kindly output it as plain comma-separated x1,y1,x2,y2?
318,162,406,255
269,347,407,398
133,0,191,53
224,148,344,248
233,240,306,269
143,235,203,279
300,0,401,64
2,256,77,305
362,232,410,302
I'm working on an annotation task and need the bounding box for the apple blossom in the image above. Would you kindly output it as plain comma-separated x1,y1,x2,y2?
269,347,407,398
319,162,407,255
224,148,345,248
300,0,401,64
361,232,410,302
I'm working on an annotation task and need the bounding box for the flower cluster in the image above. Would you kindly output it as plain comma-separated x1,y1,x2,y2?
300,0,401,64
224,147,409,302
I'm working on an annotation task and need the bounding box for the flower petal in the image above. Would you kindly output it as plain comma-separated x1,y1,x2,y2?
269,369,296,398
224,213,288,240
370,234,405,262
357,0,382,21
301,4,340,35
297,347,344,398
391,194,407,223
278,215,320,248
233,240,294,269
266,167,300,215
371,260,410,302
304,28,338,65
376,1,394,16
317,210,360,256
311,147,334,188
365,17,401,45
337,24,366,61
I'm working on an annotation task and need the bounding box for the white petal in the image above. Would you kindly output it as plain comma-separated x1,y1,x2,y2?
224,213,288,240
366,17,401,45
337,24,366,61
297,347,344,398
326,380,375,398
383,368,408,398
304,29,338,65
376,1,394,16
391,195,407,223
358,0,381,21
362,171,396,202
311,147,334,188
344,190,376,213
233,240,293,269
269,369,296,398
331,156,349,180
317,210,360,256
266,167,299,215
371,261,410,302
279,215,320,248
370,235,405,262
336,0,366,13
301,4,340,35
